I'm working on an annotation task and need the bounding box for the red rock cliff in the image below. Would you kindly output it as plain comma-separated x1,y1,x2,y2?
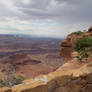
61,27,92,62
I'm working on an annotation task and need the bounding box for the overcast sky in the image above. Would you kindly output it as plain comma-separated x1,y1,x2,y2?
0,0,92,38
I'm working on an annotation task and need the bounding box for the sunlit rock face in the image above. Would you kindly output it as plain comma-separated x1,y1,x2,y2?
0,61,91,92
53,63,92,92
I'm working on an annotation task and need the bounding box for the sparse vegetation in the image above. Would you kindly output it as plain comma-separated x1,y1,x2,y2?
73,37,92,52
0,65,26,88
0,75,26,88
15,75,26,83
73,36,92,62
75,50,89,62
71,31,83,36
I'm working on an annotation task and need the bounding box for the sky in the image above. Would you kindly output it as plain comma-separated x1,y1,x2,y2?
0,0,92,38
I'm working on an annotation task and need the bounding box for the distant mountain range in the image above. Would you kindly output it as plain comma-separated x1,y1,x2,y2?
0,33,64,39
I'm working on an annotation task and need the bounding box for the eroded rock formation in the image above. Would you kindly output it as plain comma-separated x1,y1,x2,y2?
61,28,92,62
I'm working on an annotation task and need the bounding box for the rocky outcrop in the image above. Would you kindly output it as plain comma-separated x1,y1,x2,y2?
53,62,92,92
53,74,92,92
61,35,82,61
61,28,92,61
0,61,92,92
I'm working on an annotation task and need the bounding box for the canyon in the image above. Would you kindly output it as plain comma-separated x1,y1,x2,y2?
0,27,92,92
0,36,64,78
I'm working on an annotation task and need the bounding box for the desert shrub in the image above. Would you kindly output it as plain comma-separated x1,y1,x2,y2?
75,56,82,62
75,50,89,62
73,36,92,62
15,75,26,84
81,51,89,58
1,75,26,88
73,37,92,52
0,65,26,88
72,31,83,36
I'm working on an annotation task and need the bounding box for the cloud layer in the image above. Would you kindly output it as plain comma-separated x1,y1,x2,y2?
0,0,92,38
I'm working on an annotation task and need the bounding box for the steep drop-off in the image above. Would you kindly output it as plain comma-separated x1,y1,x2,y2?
61,27,92,62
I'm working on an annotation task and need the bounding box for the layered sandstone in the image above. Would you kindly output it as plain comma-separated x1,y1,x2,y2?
0,61,92,92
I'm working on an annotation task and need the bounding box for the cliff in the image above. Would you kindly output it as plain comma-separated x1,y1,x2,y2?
0,26,92,92
61,27,92,62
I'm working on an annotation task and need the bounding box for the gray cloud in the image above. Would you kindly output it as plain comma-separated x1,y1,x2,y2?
0,0,92,22
0,0,92,37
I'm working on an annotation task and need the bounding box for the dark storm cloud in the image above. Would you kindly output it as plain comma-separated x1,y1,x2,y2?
16,0,92,23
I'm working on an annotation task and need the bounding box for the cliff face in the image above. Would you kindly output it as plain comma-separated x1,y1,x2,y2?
61,27,92,62
0,27,92,92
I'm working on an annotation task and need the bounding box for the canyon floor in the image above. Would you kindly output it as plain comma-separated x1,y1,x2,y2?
0,35,64,78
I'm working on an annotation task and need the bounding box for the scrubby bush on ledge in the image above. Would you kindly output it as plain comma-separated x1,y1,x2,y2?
73,36,92,62
75,51,89,62
73,36,92,52
71,31,83,36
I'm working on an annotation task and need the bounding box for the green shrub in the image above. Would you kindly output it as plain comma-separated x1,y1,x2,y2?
0,65,26,88
0,75,26,88
75,56,82,62
16,75,26,84
72,31,83,36
73,36,92,62
75,51,89,62
81,51,89,58
73,37,92,52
